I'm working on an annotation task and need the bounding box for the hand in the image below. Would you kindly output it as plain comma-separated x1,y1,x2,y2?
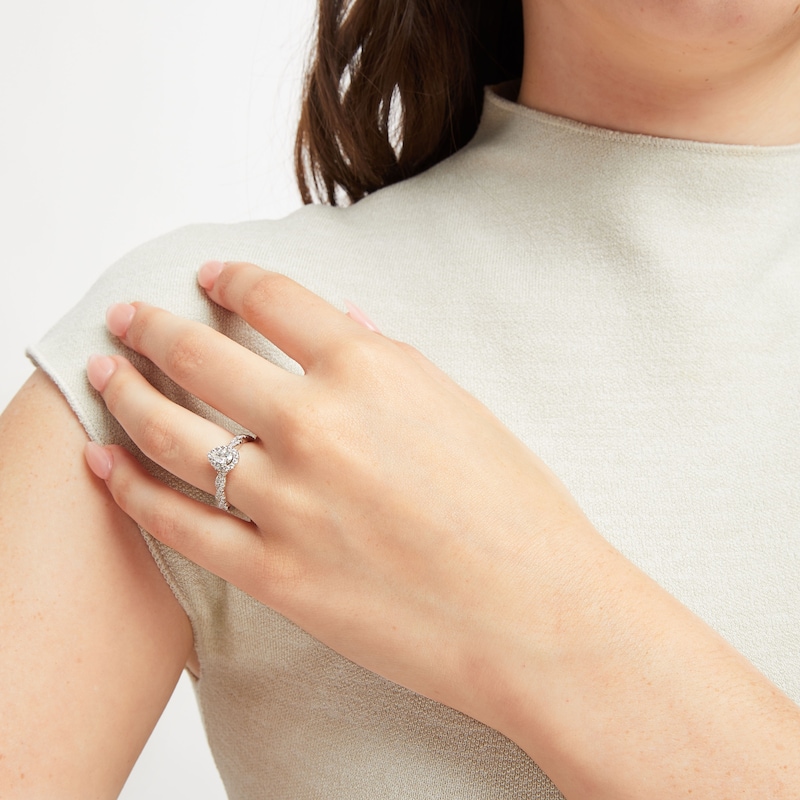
83,260,601,727
83,261,800,798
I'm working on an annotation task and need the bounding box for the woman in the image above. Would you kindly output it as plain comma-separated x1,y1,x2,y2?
3,0,800,797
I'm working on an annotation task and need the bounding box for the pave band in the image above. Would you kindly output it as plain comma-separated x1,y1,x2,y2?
207,434,256,512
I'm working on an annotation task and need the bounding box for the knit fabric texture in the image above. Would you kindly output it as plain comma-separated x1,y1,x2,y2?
28,84,800,798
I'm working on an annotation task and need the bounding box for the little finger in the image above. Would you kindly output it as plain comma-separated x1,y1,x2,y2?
84,442,268,590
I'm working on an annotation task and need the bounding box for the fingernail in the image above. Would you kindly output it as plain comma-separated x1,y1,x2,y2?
87,354,117,392
85,442,113,480
198,260,225,290
344,299,381,333
106,303,136,338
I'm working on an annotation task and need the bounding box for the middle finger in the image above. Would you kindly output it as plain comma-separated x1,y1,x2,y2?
107,301,300,434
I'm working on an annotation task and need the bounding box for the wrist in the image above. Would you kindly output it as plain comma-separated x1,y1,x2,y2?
467,534,800,799
451,521,620,747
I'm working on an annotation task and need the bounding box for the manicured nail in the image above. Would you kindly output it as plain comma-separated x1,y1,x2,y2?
344,299,381,333
198,260,225,290
87,355,117,392
106,303,136,338
85,442,113,480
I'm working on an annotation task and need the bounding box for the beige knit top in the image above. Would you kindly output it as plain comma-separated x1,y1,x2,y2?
29,85,800,798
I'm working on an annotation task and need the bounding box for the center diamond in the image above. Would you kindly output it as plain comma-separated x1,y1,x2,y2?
208,444,239,473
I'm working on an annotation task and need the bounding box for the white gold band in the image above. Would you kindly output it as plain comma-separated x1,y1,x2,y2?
207,434,256,512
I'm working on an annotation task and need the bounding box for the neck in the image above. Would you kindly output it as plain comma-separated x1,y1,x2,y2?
518,2,800,146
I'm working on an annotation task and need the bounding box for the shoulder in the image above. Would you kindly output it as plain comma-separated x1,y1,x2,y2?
29,141,493,436
43,142,485,331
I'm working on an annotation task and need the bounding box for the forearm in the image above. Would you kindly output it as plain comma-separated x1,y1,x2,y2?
474,526,800,799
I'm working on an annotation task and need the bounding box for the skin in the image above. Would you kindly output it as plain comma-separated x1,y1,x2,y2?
2,2,799,797
519,0,800,144
78,264,800,799
0,370,193,798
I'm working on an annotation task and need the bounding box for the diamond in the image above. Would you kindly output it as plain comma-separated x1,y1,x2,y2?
208,444,239,473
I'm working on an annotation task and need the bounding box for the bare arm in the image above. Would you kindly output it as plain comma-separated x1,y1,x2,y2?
0,369,193,798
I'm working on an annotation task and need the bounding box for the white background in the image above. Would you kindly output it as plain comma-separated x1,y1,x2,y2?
0,1,317,796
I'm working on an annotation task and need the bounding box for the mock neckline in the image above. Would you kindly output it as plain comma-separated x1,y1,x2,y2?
443,83,800,278
484,81,800,158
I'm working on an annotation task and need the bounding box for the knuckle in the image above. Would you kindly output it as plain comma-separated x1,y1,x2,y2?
138,411,181,460
163,331,207,384
274,397,332,461
124,304,156,351
329,333,385,374
108,467,135,513
144,495,184,545
393,339,421,359
212,261,238,303
326,335,397,396
101,368,128,413
241,273,289,323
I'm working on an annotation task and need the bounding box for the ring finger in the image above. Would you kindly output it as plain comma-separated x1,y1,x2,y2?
87,353,265,514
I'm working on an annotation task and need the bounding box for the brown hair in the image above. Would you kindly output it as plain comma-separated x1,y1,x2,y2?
295,0,524,205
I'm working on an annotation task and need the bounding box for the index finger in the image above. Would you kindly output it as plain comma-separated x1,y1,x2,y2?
200,262,360,369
